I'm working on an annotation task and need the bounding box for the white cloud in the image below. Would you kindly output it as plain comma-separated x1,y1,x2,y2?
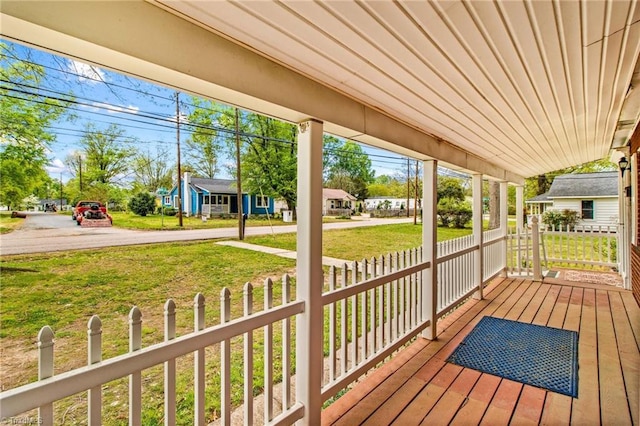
68,60,106,84
46,158,67,174
84,102,140,115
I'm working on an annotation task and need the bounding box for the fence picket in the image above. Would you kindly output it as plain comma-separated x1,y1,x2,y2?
220,288,231,426
340,264,348,376
194,293,205,426
282,275,292,411
243,283,254,425
351,261,358,368
164,300,176,426
38,326,54,425
129,307,142,426
263,278,273,423
87,315,102,426
328,266,337,382
361,259,369,359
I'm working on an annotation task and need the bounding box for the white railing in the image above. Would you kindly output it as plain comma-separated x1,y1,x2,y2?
1,277,305,426
2,233,509,424
321,249,430,402
507,223,618,275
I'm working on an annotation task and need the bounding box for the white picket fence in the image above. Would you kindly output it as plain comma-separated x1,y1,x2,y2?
1,235,507,425
507,223,618,275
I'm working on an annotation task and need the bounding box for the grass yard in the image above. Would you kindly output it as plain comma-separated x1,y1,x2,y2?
246,223,473,261
0,210,25,233
1,241,296,424
108,211,349,230
3,222,459,424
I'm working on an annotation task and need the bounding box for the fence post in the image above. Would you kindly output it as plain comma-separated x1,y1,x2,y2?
129,307,142,426
38,326,54,425
87,315,102,426
164,300,176,426
282,274,292,411
531,217,542,281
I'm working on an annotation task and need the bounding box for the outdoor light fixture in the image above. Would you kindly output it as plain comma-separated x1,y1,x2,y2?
618,156,630,178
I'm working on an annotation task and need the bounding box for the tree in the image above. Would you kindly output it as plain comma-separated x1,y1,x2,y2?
437,176,466,202
323,137,375,199
184,97,223,178
69,123,135,186
128,192,156,216
221,111,298,211
0,42,72,208
131,147,174,193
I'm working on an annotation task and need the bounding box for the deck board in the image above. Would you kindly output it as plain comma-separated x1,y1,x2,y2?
322,276,640,426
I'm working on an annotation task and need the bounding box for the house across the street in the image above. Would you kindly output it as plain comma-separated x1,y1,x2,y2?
526,171,619,228
322,188,356,216
162,173,274,217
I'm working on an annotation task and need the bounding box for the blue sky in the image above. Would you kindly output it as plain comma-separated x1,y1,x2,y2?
5,39,423,183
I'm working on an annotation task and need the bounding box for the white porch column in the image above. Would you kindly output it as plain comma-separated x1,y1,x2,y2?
422,160,438,340
516,185,524,232
500,181,509,277
472,174,484,299
295,119,324,425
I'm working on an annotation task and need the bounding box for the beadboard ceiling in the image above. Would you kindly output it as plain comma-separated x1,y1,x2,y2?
153,0,640,177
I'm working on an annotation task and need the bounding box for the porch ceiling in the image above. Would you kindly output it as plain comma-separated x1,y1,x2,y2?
1,1,639,180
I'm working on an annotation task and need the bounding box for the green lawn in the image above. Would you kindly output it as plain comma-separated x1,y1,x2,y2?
3,222,463,423
247,223,472,261
0,211,25,233
108,211,349,230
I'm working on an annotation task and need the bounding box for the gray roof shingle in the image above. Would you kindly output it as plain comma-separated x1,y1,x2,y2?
546,172,618,198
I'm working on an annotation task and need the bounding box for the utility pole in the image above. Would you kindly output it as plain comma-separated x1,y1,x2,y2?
406,158,410,218
235,108,244,240
176,92,183,227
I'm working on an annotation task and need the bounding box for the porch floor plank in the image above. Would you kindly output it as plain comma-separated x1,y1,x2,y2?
322,277,640,426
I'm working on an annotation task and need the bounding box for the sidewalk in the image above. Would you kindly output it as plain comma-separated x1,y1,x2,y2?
216,240,353,269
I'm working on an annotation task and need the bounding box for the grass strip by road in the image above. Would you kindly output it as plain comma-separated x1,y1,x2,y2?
0,211,25,233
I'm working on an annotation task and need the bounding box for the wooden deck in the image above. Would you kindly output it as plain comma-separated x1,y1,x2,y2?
322,276,640,425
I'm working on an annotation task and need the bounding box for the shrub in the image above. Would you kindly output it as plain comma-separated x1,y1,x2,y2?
158,207,177,216
437,198,472,228
542,209,580,230
128,192,156,216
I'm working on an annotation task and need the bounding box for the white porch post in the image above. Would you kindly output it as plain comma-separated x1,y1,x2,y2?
500,181,509,277
295,119,324,425
472,174,484,299
422,160,438,340
516,185,524,232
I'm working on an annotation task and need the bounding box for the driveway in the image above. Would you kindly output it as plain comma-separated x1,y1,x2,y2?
0,213,415,255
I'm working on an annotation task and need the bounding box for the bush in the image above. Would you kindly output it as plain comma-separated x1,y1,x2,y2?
542,209,580,230
128,192,156,216
437,198,472,228
158,207,177,216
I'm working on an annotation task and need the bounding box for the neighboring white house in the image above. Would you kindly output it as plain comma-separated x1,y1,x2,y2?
364,197,421,210
526,172,619,227
323,188,356,215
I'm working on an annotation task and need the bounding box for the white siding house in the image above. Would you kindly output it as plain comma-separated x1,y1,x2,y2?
527,172,619,227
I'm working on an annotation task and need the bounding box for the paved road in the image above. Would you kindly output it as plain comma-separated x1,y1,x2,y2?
0,212,415,256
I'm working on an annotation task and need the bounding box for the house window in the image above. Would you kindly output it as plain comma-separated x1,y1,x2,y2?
256,195,269,208
581,200,594,220
173,195,178,208
164,196,171,205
